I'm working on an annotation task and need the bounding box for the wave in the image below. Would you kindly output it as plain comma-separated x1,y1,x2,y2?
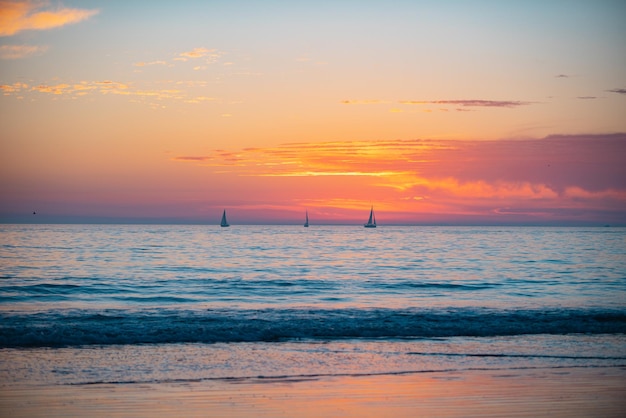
379,281,500,291
1,307,625,348
0,280,501,305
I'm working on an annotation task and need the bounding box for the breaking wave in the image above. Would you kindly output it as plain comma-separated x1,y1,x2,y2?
2,307,624,348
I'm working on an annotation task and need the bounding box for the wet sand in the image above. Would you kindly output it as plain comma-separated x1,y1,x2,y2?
2,367,625,417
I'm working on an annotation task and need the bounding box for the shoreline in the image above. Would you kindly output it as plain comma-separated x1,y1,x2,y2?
2,366,624,417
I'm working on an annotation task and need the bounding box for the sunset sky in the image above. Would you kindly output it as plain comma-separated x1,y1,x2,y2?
1,0,625,225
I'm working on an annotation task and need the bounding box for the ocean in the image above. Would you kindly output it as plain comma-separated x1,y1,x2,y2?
1,224,625,387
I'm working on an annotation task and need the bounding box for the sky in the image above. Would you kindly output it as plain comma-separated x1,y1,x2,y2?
1,0,625,225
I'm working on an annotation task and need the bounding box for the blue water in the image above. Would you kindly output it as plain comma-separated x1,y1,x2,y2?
1,225,625,385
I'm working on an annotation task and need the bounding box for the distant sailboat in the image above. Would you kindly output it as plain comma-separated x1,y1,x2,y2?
220,210,229,227
304,210,309,227
364,206,376,228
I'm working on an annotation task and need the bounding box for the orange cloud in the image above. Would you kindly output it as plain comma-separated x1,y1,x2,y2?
174,139,454,179
0,81,28,93
32,83,71,95
95,80,129,90
133,60,168,67
179,47,210,58
0,0,99,36
178,47,221,60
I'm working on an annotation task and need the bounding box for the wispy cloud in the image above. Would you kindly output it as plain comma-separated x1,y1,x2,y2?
133,60,168,67
340,100,389,105
21,80,128,97
180,47,210,58
94,80,130,91
173,156,212,162
340,98,533,113
0,81,28,94
177,47,222,62
0,0,99,36
400,99,532,108
32,83,72,95
0,78,219,107
133,48,225,70
0,44,47,59
607,88,626,95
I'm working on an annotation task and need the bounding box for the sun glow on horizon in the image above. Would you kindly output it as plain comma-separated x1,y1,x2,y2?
1,1,625,224
164,135,626,224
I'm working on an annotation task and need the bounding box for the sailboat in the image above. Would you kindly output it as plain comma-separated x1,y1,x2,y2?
364,206,376,228
304,210,309,227
220,210,229,227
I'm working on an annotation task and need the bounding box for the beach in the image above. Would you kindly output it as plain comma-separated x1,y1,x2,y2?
2,367,625,417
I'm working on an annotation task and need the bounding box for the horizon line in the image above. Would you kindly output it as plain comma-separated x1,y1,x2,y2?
1,220,621,227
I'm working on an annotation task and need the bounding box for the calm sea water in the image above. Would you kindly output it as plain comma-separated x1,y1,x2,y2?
1,224,625,386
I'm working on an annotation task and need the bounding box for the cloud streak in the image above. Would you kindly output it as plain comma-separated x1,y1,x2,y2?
607,88,626,95
176,47,222,63
341,98,535,112
0,78,219,107
179,47,210,58
0,0,99,36
400,99,533,108
133,47,225,71
133,60,168,67
0,44,47,59
0,80,28,93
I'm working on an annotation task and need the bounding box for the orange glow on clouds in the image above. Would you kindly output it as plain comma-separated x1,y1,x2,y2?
171,134,626,224
0,1,98,36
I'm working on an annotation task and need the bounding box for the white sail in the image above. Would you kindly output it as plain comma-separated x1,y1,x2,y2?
220,210,229,227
